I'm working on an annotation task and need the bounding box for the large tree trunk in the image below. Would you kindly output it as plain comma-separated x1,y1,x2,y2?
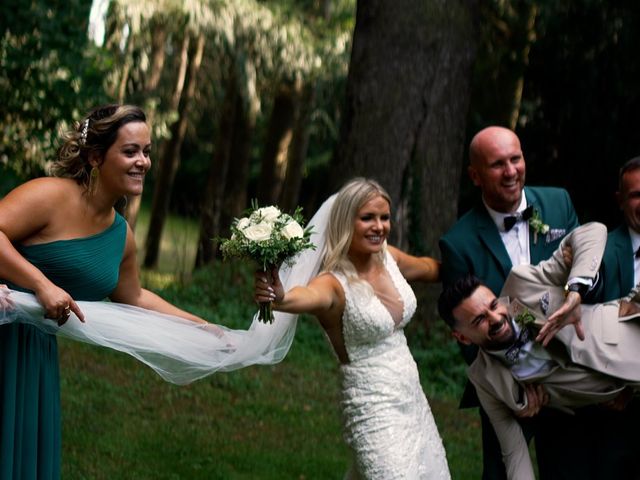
144,32,205,269
332,0,478,249
408,3,479,256
256,82,297,205
124,21,168,230
279,81,315,212
196,59,259,266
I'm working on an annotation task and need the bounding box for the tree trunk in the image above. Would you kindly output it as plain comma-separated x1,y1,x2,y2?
505,2,537,129
194,70,238,268
321,0,333,20
407,3,479,256
145,20,167,93
144,32,205,269
280,81,315,212
256,83,297,205
170,33,191,111
116,28,135,103
219,95,257,230
472,0,538,128
123,21,168,231
332,0,478,250
218,60,260,247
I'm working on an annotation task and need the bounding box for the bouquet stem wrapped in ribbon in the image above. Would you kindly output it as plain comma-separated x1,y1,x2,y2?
219,201,315,323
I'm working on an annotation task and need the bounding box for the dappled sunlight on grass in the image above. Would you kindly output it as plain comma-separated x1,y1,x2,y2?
139,269,179,290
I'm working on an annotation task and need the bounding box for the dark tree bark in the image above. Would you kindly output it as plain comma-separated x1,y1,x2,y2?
321,0,333,20
279,81,316,212
194,70,238,268
408,2,479,257
144,32,205,268
472,0,538,129
218,82,259,240
145,20,167,93
256,83,297,205
116,31,135,103
332,0,479,253
195,60,259,266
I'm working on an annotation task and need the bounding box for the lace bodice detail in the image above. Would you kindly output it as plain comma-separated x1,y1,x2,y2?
332,250,417,363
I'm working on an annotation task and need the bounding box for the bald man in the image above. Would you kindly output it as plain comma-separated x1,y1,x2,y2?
439,126,590,479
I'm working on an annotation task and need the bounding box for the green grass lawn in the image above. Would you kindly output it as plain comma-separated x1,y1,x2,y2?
59,210,482,479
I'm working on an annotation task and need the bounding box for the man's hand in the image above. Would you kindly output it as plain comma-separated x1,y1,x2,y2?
536,291,585,347
515,384,549,418
618,300,640,317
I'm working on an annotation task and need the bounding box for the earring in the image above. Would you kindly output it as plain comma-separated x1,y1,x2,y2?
88,166,99,195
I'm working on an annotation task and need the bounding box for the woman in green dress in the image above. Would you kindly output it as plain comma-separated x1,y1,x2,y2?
0,104,205,480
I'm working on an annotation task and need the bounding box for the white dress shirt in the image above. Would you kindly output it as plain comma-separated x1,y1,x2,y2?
489,322,554,380
628,227,640,287
484,193,531,267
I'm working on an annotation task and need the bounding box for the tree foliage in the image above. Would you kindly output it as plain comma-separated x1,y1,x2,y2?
0,0,110,176
3,0,636,275
517,0,640,226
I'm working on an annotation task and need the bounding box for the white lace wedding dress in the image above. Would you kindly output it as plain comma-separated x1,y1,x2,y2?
333,251,451,479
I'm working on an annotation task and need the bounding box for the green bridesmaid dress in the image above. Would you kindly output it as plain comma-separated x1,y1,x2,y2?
0,212,126,480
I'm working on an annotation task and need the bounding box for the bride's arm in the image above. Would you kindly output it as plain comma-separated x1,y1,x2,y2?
387,245,440,283
255,268,341,317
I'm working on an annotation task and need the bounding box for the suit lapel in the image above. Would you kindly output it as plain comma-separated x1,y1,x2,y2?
475,207,512,279
525,188,546,263
614,227,634,293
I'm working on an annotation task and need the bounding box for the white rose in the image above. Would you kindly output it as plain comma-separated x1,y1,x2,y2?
236,217,250,230
243,222,273,242
541,224,550,234
255,206,281,224
281,220,304,240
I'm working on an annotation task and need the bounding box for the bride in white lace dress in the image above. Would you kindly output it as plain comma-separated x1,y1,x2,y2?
255,178,451,479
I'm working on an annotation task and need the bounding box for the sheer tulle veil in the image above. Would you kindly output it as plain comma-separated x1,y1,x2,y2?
0,194,337,385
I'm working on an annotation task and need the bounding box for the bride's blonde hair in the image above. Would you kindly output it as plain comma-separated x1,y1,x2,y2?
322,178,391,283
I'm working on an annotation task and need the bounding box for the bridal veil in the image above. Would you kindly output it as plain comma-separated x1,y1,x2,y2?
0,195,336,385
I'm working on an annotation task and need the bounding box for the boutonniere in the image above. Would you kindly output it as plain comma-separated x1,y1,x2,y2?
528,209,549,244
514,307,536,329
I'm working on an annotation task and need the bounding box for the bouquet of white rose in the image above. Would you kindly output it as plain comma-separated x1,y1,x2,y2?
220,201,315,322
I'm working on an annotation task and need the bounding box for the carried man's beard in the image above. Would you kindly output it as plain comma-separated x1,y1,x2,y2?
485,315,518,351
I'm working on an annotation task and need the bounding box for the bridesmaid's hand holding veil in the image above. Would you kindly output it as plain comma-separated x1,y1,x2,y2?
35,281,84,326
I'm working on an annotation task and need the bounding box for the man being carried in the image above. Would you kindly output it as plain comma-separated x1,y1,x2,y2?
438,222,640,480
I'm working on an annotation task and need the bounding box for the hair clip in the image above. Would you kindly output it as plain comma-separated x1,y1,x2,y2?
79,118,90,145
